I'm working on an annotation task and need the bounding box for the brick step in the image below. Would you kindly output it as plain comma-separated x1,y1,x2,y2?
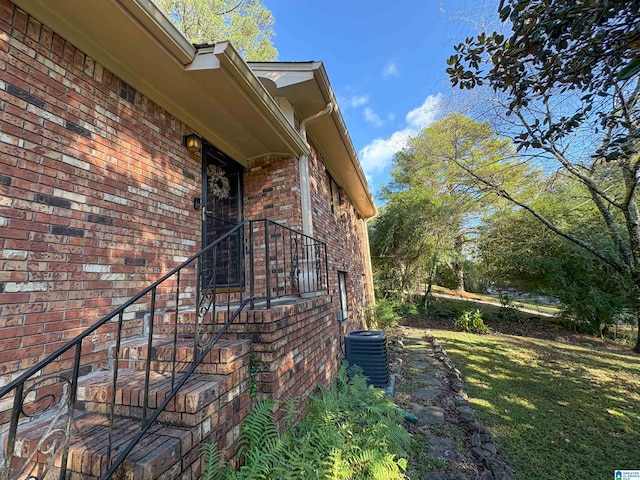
77,369,225,427
152,306,242,335
9,412,190,479
114,337,250,375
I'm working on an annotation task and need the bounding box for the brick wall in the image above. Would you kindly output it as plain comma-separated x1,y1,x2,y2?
0,1,202,383
244,146,375,328
244,154,302,230
307,139,375,327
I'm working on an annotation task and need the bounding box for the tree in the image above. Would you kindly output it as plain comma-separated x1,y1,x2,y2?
369,188,452,299
479,180,635,334
382,113,532,292
447,0,640,352
153,0,278,61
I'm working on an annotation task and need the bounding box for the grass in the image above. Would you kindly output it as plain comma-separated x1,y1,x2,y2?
430,285,561,316
432,329,640,479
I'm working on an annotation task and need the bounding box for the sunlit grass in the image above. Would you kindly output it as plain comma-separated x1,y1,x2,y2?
433,330,640,480
430,285,561,315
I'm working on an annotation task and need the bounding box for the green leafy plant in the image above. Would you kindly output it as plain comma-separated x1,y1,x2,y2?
248,347,260,398
200,366,410,479
374,298,399,330
497,290,521,322
454,309,491,334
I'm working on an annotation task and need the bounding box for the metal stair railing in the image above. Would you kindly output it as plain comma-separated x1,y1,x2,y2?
0,222,251,480
248,219,329,308
0,218,330,480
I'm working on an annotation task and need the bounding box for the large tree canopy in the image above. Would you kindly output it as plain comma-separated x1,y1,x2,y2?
371,114,531,296
446,0,640,351
154,0,278,61
479,179,634,333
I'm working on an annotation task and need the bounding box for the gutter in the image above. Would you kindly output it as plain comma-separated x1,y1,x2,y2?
212,42,310,158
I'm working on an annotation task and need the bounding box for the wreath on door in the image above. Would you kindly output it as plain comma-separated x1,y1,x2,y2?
207,165,230,200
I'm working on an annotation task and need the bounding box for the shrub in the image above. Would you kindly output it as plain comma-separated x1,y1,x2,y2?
427,298,465,320
393,300,420,319
374,298,399,329
454,309,491,334
201,366,410,479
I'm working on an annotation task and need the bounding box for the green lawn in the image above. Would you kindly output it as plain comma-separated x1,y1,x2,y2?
432,330,640,479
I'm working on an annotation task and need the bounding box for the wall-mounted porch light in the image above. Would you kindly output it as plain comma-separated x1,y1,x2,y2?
183,133,202,154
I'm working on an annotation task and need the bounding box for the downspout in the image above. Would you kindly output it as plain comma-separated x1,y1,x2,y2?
298,102,334,236
363,217,375,306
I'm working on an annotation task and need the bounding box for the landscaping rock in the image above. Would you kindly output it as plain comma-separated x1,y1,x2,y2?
426,434,456,460
480,470,495,480
419,406,445,425
450,379,465,392
480,433,492,443
413,374,443,387
483,442,498,455
471,432,481,447
413,387,441,401
485,458,511,480
458,405,476,423
467,420,483,432
409,361,430,370
471,446,491,460
454,394,468,406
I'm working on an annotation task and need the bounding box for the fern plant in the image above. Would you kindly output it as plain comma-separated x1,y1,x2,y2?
199,366,410,480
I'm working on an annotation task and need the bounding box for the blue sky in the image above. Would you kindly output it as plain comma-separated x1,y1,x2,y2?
267,0,491,202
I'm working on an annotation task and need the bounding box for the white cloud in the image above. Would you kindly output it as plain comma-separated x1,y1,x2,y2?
383,62,399,78
405,95,441,129
348,95,369,108
338,94,369,111
363,107,384,127
359,94,442,174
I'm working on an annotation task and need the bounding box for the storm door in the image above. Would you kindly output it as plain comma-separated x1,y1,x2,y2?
201,143,244,290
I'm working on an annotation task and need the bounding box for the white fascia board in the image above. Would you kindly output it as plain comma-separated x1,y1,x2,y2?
212,43,309,157
119,0,195,64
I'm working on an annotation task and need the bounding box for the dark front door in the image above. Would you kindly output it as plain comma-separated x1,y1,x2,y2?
201,144,243,290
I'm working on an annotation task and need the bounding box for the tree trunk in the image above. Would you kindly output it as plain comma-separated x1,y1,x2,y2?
454,231,465,292
426,251,438,297
454,261,465,292
634,287,640,354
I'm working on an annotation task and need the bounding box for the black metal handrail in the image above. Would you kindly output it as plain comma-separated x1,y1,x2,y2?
248,219,329,309
0,218,329,480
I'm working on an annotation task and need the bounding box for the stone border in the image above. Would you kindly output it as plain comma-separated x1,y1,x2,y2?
426,332,514,480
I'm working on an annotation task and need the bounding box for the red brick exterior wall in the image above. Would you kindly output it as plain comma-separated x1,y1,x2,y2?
0,0,375,472
244,154,302,231
0,1,203,384
307,139,375,326
244,146,375,328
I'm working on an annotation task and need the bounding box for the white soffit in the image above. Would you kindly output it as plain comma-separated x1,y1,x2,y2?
251,62,376,218
12,0,308,165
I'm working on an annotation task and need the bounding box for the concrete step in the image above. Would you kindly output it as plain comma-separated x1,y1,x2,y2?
77,369,225,427
9,412,190,479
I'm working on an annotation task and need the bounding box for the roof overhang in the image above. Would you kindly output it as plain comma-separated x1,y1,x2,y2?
250,62,377,218
13,0,309,165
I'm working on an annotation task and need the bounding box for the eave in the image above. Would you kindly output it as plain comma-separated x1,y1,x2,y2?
13,0,309,165
250,62,377,219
